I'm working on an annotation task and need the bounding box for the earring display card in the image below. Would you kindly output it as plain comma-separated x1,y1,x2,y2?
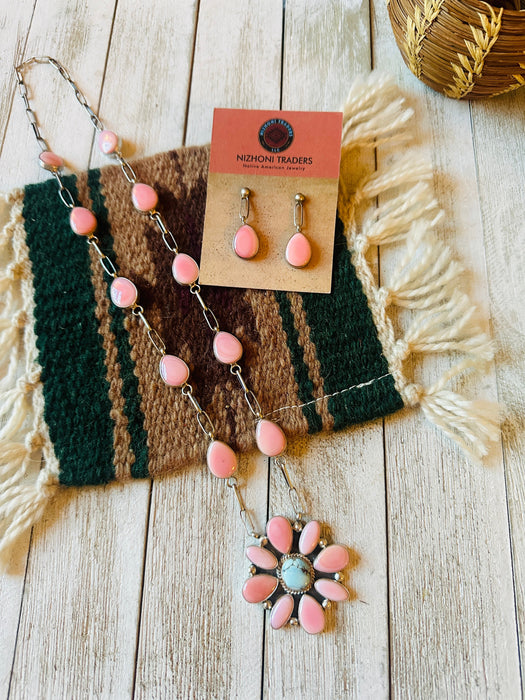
199,109,343,294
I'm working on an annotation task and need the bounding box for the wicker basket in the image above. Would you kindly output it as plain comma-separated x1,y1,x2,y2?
388,0,525,99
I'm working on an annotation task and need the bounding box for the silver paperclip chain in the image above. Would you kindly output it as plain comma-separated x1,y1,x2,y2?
180,383,216,440
275,455,307,521
227,477,262,538
14,57,304,548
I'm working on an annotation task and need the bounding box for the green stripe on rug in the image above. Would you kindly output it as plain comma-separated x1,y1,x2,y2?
301,219,404,429
275,291,323,433
24,176,116,485
88,169,149,479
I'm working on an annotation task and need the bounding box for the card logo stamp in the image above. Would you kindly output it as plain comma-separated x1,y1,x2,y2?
258,118,294,153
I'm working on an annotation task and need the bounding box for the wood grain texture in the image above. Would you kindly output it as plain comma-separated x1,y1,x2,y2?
134,2,282,697
0,0,524,697
9,485,150,699
264,3,390,699
89,0,200,167
3,2,150,698
0,1,39,688
470,88,525,696
373,0,522,696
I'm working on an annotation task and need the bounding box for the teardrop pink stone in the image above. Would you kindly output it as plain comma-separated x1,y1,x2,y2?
131,183,158,212
298,594,325,634
285,232,312,268
255,419,287,457
159,355,190,387
233,224,259,259
213,332,243,364
172,253,200,285
270,594,294,630
110,277,138,308
314,578,349,602
299,520,321,555
313,544,350,574
39,151,63,170
242,574,278,604
206,440,238,479
246,546,278,570
69,207,97,236
266,515,293,554
98,129,119,155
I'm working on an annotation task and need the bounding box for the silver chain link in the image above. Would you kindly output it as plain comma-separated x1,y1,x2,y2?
274,455,307,521
87,236,118,278
15,57,304,540
229,364,263,418
189,283,220,332
15,57,174,370
180,383,216,440
149,211,179,253
131,305,167,356
227,477,262,538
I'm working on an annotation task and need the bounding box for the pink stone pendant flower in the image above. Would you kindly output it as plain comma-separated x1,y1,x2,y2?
242,515,351,634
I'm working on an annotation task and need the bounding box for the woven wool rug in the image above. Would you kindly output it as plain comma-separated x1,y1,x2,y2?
0,74,499,555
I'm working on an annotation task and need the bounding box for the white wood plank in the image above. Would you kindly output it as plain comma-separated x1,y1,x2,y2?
264,2,390,699
89,0,199,168
3,2,150,698
134,1,283,697
470,87,525,694
10,484,149,700
1,1,113,190
0,3,42,694
0,0,35,155
185,0,283,143
0,532,30,700
1,0,521,697
372,1,521,696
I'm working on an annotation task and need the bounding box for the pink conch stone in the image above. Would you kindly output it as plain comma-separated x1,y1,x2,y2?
69,207,97,236
98,129,119,155
270,594,294,630
246,545,278,570
255,419,287,457
299,520,321,555
172,253,200,285
213,332,243,364
39,151,63,170
242,574,278,604
206,440,238,479
159,354,190,387
298,594,325,634
285,232,312,268
314,578,349,602
131,183,158,212
110,277,138,308
266,516,293,554
313,544,350,574
233,224,259,259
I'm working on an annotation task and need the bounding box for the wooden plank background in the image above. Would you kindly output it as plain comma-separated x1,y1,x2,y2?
1,0,524,697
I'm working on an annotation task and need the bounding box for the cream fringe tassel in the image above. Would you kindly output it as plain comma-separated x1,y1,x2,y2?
339,73,500,463
0,191,59,561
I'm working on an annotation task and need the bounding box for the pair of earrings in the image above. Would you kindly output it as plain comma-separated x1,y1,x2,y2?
233,189,312,268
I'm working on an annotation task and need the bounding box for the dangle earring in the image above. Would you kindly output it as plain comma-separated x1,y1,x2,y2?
285,193,312,268
233,187,259,259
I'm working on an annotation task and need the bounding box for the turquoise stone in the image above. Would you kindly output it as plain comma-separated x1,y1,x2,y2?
281,556,312,592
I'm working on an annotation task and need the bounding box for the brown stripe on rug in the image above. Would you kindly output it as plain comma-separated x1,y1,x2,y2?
286,292,335,432
98,158,207,478
76,171,135,480
243,289,309,437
